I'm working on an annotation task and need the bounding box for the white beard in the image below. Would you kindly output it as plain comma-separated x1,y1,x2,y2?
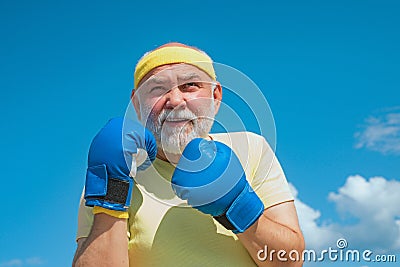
140,101,215,155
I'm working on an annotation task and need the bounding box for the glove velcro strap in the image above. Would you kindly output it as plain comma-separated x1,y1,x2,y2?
213,213,236,231
102,177,131,204
214,183,264,233
85,164,132,207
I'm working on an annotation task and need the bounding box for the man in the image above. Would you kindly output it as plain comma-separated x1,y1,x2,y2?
73,42,304,267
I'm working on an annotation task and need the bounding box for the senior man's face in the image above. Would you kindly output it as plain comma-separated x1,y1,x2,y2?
133,63,222,157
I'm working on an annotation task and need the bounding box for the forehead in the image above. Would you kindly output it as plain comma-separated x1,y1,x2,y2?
139,63,212,86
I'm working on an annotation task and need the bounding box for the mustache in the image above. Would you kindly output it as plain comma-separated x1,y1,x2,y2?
157,109,197,125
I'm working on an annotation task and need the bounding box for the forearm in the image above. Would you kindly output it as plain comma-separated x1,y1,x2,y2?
237,212,304,267
73,213,129,267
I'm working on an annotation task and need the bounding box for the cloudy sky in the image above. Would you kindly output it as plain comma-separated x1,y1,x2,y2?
0,1,399,266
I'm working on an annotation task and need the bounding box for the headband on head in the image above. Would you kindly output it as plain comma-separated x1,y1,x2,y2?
134,46,216,89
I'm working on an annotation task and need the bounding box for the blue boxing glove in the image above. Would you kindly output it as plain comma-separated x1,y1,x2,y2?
171,138,264,233
84,117,157,215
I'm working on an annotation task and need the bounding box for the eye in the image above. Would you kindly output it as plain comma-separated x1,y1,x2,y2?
181,82,201,91
149,86,168,96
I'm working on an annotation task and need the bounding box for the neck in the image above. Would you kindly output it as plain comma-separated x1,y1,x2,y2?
156,134,213,165
156,150,181,165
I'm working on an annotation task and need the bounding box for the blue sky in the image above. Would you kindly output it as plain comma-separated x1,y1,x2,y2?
1,0,399,266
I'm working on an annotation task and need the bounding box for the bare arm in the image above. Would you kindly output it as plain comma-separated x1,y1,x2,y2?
237,201,305,267
72,213,129,267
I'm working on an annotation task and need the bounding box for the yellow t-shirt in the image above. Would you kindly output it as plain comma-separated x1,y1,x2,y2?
76,132,293,266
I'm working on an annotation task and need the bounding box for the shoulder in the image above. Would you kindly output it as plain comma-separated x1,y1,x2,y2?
210,131,266,146
210,132,273,175
210,131,273,156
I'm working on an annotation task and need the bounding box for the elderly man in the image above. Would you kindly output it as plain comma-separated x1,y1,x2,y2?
73,43,304,267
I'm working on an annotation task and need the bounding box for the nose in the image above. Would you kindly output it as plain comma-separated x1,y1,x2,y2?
165,87,186,110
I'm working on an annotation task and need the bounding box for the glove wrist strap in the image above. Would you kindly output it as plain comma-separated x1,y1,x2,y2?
213,183,264,233
85,164,133,210
213,213,236,231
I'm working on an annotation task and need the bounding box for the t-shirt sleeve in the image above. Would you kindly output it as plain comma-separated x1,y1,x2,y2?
76,189,94,241
247,133,294,209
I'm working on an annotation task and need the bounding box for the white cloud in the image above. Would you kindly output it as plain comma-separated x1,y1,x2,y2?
355,108,400,155
328,175,400,252
0,258,45,267
292,175,400,253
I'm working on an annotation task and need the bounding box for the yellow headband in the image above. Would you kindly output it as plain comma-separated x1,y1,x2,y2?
134,46,216,89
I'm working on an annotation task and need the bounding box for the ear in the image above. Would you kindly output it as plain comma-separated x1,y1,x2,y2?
212,82,222,115
130,89,141,121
